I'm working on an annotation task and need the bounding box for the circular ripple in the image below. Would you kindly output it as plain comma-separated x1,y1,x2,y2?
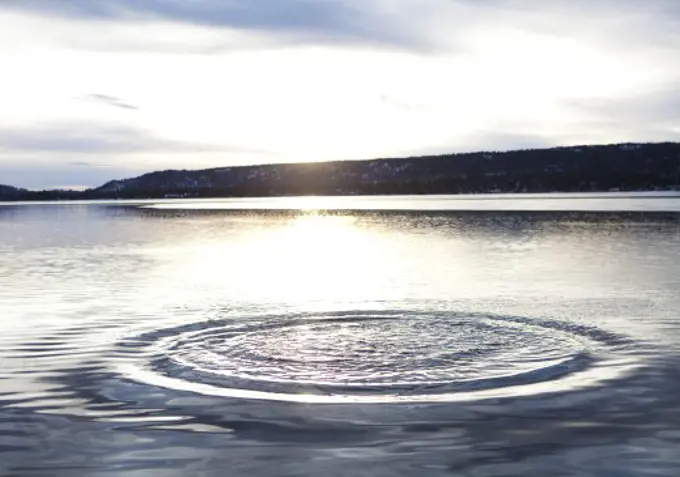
117,311,637,403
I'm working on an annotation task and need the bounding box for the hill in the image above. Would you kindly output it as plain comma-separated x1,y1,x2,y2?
0,184,26,200
85,142,680,199
0,184,82,201
2,142,680,201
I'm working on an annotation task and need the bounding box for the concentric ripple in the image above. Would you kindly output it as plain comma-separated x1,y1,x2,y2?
117,311,638,404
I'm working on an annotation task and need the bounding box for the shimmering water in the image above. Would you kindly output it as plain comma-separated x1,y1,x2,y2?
1,194,680,476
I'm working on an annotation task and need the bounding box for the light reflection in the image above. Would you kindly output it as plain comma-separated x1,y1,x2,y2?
161,212,391,306
1,203,679,440
122,358,640,405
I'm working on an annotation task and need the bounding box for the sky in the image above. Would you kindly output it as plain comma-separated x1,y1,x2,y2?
1,0,679,189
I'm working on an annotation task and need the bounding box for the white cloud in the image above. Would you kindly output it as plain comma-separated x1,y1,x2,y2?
0,1,679,188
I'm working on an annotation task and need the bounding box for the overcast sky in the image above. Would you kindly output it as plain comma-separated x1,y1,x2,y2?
1,0,679,189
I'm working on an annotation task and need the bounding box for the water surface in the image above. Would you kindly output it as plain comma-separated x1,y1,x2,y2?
1,194,680,476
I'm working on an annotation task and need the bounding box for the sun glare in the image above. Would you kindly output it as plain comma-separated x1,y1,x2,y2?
158,212,390,307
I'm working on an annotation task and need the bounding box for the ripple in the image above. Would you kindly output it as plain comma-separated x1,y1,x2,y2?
116,311,638,404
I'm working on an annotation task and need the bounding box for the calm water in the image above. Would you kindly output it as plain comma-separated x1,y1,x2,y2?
1,194,680,476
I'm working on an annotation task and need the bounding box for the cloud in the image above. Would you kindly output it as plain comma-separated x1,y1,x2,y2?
456,132,559,153
68,160,120,168
562,86,680,143
0,122,264,155
1,0,680,190
0,163,137,190
0,0,427,50
5,0,680,56
0,121,275,188
81,94,138,110
379,94,426,111
570,87,680,125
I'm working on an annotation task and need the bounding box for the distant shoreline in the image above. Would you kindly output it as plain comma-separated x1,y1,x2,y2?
3,141,680,202
3,191,680,215
2,190,680,205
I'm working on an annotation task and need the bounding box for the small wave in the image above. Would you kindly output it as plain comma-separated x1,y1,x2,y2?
116,310,638,404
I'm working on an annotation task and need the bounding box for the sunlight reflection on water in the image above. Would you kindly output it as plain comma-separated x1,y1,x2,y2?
1,196,680,476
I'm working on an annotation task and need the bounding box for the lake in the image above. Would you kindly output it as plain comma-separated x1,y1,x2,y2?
1,193,680,476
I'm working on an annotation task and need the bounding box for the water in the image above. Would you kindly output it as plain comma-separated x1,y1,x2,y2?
1,193,680,476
